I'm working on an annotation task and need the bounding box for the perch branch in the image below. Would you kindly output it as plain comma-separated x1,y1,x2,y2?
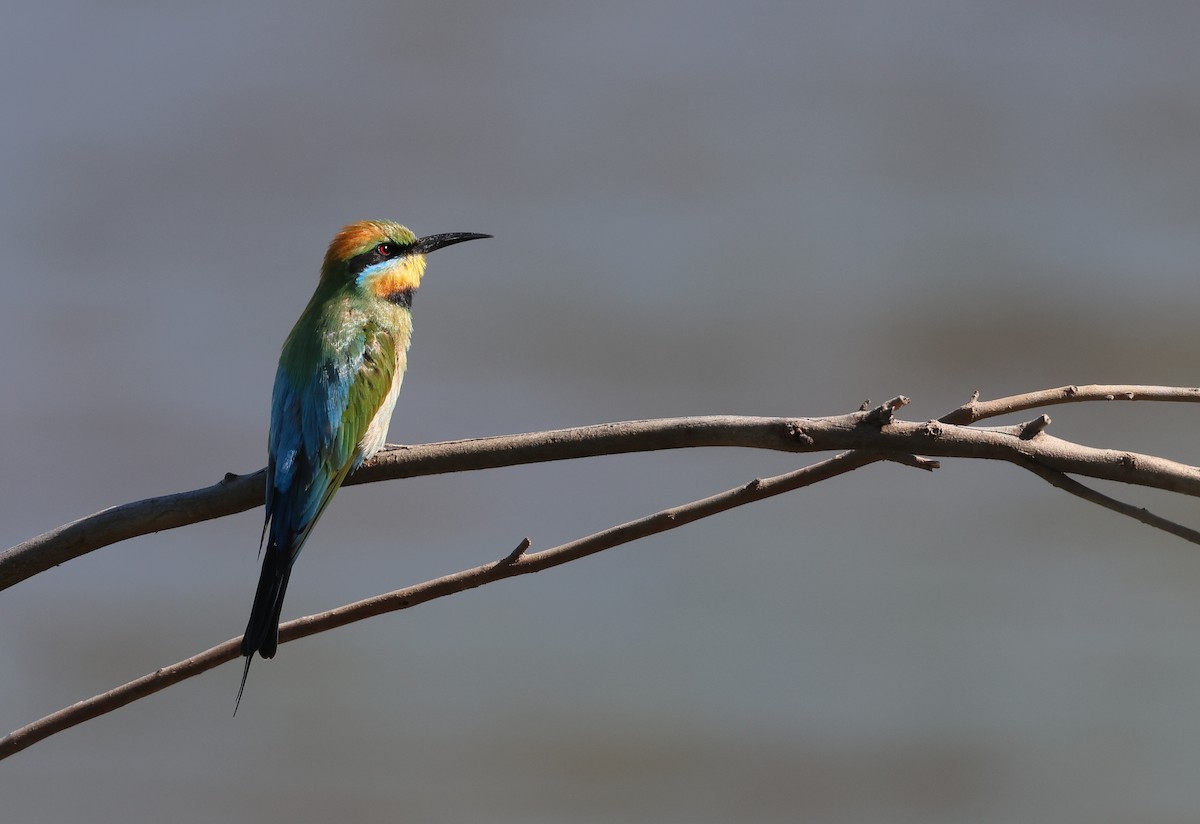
6,386,1200,591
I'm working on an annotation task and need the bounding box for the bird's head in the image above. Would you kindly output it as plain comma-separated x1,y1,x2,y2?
322,220,490,304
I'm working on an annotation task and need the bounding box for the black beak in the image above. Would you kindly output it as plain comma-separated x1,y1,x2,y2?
413,232,492,255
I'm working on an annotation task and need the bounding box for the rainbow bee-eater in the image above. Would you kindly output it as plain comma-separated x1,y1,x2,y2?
237,220,490,708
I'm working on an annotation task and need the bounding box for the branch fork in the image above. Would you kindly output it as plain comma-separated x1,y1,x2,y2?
5,383,1200,759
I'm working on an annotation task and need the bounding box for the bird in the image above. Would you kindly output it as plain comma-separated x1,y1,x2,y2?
236,220,490,710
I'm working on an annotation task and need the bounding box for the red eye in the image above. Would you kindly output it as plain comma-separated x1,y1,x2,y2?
377,243,392,257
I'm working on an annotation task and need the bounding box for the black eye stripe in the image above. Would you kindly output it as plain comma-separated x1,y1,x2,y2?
347,241,414,277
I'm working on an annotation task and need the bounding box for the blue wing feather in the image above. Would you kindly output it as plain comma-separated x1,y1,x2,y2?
240,321,396,671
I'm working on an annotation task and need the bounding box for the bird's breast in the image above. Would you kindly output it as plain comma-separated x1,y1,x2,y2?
357,346,406,462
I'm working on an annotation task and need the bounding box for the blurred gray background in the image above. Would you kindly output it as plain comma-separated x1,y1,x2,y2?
4,2,1200,822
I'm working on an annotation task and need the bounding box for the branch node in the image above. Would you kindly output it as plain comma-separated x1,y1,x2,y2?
863,396,910,428
884,454,940,471
221,472,240,484
1020,415,1052,439
499,538,532,565
920,420,944,439
940,394,979,425
786,421,815,446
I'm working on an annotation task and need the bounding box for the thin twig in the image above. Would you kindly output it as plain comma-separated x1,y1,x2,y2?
940,384,1200,425
1018,460,1200,546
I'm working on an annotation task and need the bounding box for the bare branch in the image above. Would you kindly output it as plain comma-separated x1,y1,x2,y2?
940,384,1200,425
7,393,1200,591
7,388,1200,757
0,449,880,760
1018,460,1200,546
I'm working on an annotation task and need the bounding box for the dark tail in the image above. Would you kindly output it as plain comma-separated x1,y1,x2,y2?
235,551,293,714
